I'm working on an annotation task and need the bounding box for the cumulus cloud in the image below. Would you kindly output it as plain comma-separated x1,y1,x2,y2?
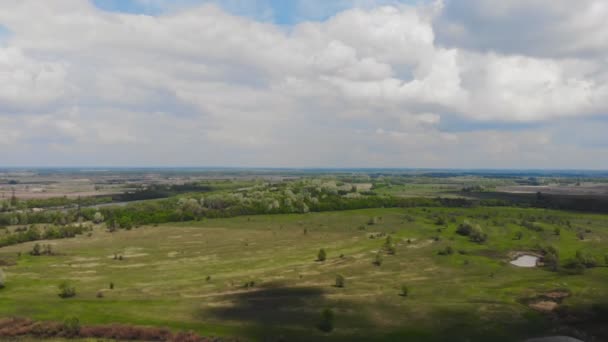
0,0,606,167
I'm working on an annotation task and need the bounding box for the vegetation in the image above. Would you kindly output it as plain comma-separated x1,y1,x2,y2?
58,282,76,298
1,172,608,341
317,308,334,333
317,248,326,262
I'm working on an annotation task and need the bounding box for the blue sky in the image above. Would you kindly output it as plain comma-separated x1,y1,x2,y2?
92,0,423,24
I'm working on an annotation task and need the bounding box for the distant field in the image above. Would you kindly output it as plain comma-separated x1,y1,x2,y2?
1,207,607,341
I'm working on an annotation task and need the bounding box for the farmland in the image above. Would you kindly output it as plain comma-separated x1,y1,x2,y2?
1,195,607,341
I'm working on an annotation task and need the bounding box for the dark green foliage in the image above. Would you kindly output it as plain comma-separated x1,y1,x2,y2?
515,231,523,240
30,243,41,256
438,246,454,256
317,248,326,262
542,245,560,272
317,308,334,333
400,284,409,297
0,224,88,249
335,274,345,288
456,221,487,243
373,251,383,266
62,317,81,337
0,269,5,289
58,282,76,298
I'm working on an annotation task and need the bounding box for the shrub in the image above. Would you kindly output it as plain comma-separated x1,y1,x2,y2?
457,221,487,243
438,246,454,256
58,281,76,298
109,282,114,289
554,227,561,236
575,250,597,268
0,269,5,289
400,284,409,297
373,251,383,266
62,317,80,337
515,231,523,240
30,243,41,256
317,308,334,332
93,212,104,224
542,246,560,272
317,248,326,262
335,274,345,288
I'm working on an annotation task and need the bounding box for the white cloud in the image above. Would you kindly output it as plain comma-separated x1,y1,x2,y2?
0,0,606,167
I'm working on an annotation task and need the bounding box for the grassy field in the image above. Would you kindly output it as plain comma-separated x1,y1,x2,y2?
1,207,607,341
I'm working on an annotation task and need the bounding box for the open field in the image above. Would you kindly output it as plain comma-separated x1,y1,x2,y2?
1,207,607,341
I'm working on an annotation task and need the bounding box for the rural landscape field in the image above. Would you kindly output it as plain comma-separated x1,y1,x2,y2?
2,0,608,341
1,169,607,341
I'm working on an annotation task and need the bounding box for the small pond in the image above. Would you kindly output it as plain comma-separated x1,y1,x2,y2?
510,254,539,267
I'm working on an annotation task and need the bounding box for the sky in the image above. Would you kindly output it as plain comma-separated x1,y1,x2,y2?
0,0,607,168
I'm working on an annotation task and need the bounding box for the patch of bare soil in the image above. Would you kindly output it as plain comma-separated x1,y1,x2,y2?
530,301,559,312
525,290,571,313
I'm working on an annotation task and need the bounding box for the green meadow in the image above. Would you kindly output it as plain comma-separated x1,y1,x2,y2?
1,207,607,341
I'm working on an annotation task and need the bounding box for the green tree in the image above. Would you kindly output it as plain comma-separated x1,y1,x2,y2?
63,317,80,337
58,281,76,298
317,308,334,332
30,243,41,256
93,212,104,224
373,251,383,266
543,246,560,272
317,248,326,262
335,274,345,288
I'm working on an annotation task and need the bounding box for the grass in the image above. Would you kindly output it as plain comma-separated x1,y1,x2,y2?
1,207,607,341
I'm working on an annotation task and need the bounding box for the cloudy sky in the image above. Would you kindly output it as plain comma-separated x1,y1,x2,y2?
0,0,607,168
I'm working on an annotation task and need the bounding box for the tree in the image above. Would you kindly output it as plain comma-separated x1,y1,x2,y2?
554,227,561,236
373,251,383,266
93,212,104,224
58,281,76,298
400,284,409,297
317,308,334,332
63,317,80,337
335,274,345,288
543,246,560,272
0,269,5,289
30,243,41,256
317,248,326,262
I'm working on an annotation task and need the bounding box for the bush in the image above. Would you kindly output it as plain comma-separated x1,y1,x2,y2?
317,248,326,262
438,246,454,256
0,269,5,289
575,250,597,268
62,317,80,337
335,274,345,288
317,308,334,332
373,251,383,266
30,243,41,256
457,221,487,243
400,284,409,297
515,231,523,240
58,281,76,298
542,245,560,272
